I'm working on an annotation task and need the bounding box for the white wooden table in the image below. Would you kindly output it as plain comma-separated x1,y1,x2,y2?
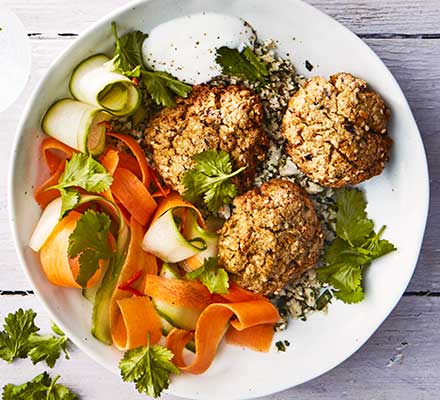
1,1,439,399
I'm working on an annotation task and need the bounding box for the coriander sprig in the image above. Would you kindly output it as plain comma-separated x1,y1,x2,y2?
183,150,246,212
186,257,229,294
109,22,192,107
317,188,396,303
215,46,269,83
119,335,180,398
2,371,78,400
49,153,113,217
0,309,70,368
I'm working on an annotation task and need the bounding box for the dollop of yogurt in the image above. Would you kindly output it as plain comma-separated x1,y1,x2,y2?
142,12,256,84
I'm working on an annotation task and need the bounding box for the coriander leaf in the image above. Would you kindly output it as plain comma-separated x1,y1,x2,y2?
68,210,112,287
56,153,113,193
2,372,78,400
142,70,192,107
334,286,364,304
325,238,371,266
216,46,269,82
183,150,246,212
110,21,147,75
59,189,80,217
362,225,397,260
27,332,69,368
335,188,374,244
369,238,396,259
0,309,38,363
186,257,229,294
51,153,112,216
243,47,269,77
119,338,180,398
316,262,363,292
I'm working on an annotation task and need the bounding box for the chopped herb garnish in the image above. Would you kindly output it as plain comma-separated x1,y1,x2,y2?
305,60,314,72
275,340,290,352
315,289,333,311
317,188,396,304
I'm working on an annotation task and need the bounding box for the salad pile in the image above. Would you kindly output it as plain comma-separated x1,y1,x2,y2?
28,22,282,398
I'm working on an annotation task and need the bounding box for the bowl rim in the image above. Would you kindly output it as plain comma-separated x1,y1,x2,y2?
8,0,430,398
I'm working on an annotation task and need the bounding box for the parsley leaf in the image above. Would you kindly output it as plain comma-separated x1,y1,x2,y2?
119,336,180,398
0,309,38,363
50,153,112,216
317,188,396,304
2,372,78,400
216,46,269,82
27,323,70,368
109,22,192,107
183,150,246,212
68,210,113,287
186,257,229,294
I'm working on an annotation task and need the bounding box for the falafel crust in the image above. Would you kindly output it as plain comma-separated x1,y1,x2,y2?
145,84,267,193
282,73,392,187
217,179,324,295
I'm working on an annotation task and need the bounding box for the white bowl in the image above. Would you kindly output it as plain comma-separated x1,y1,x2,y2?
9,0,429,399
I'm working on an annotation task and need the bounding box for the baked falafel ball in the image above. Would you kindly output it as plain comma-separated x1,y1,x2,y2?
282,73,392,187
217,179,323,295
145,84,267,194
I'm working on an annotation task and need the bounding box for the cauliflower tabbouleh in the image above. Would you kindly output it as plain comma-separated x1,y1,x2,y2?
111,39,337,330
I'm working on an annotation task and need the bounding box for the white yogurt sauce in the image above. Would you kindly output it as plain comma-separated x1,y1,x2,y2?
142,12,256,84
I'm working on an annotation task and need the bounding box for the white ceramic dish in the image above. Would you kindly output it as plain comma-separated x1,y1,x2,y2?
9,0,429,399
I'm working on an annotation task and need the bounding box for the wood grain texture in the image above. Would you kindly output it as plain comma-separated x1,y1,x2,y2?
0,38,438,291
3,0,440,36
0,294,439,399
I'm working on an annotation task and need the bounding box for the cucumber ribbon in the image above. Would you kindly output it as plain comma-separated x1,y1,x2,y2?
69,54,140,117
142,193,218,264
42,99,111,155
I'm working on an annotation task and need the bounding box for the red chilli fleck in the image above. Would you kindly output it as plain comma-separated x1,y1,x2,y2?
118,270,144,297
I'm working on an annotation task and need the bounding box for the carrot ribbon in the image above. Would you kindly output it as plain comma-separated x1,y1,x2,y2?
110,217,160,350
34,139,77,208
166,300,280,374
39,211,103,288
